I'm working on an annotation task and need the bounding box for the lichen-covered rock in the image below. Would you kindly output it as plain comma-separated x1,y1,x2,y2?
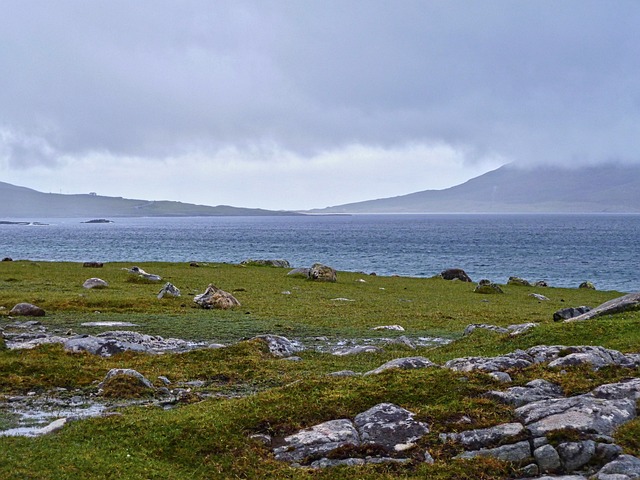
456,440,533,465
474,279,504,294
579,281,596,290
590,378,640,401
440,268,472,282
486,379,564,407
193,284,240,309
9,303,45,317
365,356,437,375
440,423,525,451
308,263,337,282
83,277,108,289
593,454,640,479
354,403,429,451
556,440,596,472
515,395,637,437
534,444,562,474
547,346,637,370
273,419,360,463
508,276,531,286
444,349,534,373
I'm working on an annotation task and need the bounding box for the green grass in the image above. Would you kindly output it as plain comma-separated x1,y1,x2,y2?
0,261,638,479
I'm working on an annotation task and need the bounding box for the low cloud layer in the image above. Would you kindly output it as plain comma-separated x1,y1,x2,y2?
1,1,638,209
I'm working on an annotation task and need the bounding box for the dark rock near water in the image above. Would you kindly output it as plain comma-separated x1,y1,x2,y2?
579,281,596,290
309,263,337,282
9,303,45,317
287,268,311,278
241,259,291,268
553,306,591,322
440,268,472,282
474,279,504,294
563,291,640,323
82,262,103,268
82,219,113,224
193,284,240,309
2,257,13,261
508,276,531,286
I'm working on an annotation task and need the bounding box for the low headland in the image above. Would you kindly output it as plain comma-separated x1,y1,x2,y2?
0,260,638,479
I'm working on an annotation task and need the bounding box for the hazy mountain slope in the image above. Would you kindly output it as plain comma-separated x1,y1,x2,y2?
0,182,298,217
314,164,640,213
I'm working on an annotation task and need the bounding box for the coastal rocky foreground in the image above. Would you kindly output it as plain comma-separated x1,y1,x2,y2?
2,319,640,478
1,264,639,479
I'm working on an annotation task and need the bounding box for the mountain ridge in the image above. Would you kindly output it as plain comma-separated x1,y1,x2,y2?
0,181,300,218
312,164,640,213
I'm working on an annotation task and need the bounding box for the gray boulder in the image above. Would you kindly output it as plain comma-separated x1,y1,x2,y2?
534,444,562,474
553,306,591,322
83,278,108,289
193,284,240,309
579,281,596,290
365,356,437,375
273,418,360,463
556,440,596,472
564,292,640,322
308,263,337,282
354,403,429,451
508,276,531,286
440,268,472,282
9,303,45,317
530,293,550,301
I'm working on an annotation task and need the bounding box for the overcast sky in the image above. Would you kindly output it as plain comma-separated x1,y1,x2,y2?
1,1,639,210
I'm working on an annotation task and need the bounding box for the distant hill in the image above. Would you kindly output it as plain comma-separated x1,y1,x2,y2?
0,182,299,218
312,164,640,213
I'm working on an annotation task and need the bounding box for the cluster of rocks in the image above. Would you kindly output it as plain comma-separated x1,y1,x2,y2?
268,403,431,468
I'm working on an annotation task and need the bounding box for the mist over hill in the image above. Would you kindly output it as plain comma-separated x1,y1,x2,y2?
0,182,299,218
312,164,640,213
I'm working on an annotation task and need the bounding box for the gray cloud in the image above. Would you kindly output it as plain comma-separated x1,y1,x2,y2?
1,0,639,168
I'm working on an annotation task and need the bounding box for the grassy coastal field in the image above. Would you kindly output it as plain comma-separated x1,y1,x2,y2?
0,261,639,479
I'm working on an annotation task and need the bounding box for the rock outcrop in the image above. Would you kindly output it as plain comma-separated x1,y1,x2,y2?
308,263,337,282
273,403,429,466
193,284,240,309
439,268,472,282
9,303,45,317
474,279,504,294
563,292,640,322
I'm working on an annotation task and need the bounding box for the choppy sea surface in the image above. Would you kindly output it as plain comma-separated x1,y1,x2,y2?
1,214,639,292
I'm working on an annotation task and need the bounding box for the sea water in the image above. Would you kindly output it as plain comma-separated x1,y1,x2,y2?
1,214,639,292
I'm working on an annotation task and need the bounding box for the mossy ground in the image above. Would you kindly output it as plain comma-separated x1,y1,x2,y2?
0,261,638,479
